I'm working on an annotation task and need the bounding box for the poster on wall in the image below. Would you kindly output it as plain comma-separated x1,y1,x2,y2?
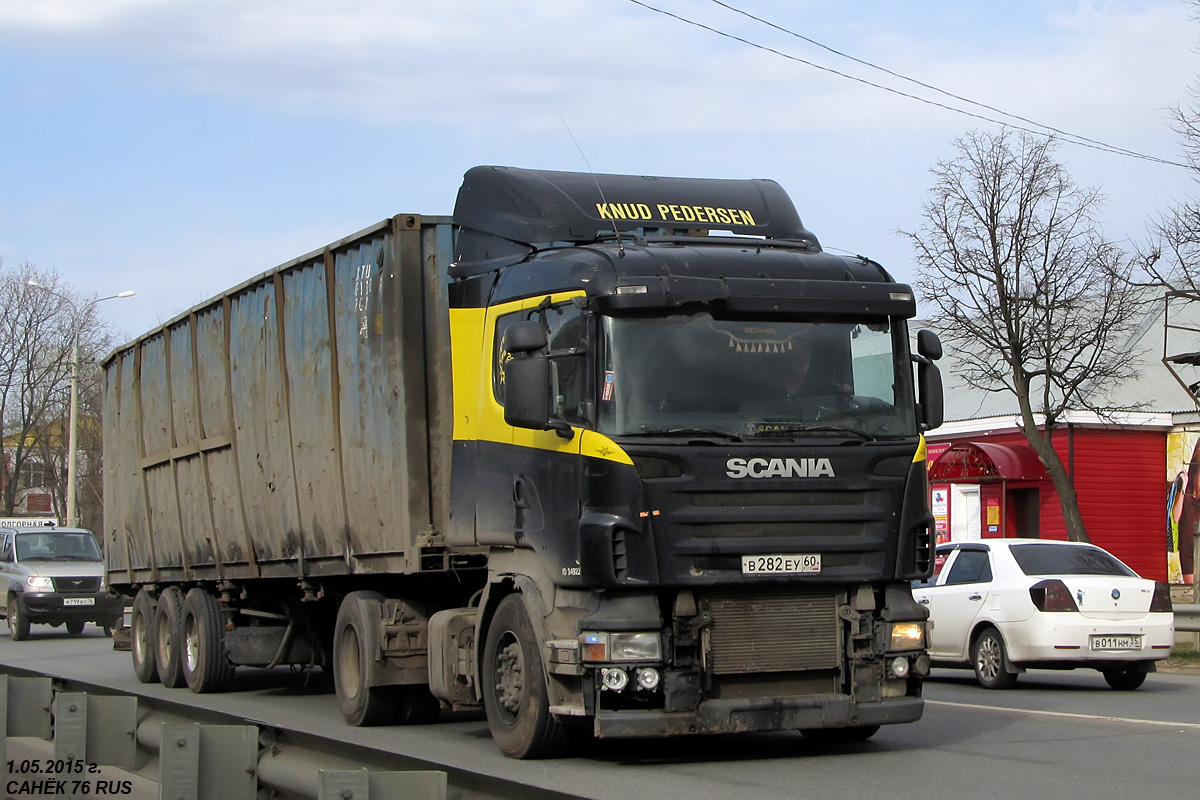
1166,430,1200,585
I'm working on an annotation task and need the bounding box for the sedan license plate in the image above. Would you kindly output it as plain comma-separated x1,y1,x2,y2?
742,554,821,575
1089,634,1141,651
62,597,95,607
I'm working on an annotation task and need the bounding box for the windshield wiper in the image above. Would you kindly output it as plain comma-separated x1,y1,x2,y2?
625,428,743,442
754,424,875,441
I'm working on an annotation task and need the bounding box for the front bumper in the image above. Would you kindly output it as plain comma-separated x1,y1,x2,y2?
592,695,923,738
18,591,124,624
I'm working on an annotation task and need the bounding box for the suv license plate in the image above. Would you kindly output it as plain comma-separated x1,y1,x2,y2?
1090,634,1141,651
63,597,95,607
742,554,821,575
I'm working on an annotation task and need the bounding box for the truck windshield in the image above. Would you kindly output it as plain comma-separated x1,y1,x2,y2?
15,532,103,562
597,312,917,439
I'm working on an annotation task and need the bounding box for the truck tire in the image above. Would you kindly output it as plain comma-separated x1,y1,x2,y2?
7,595,31,641
154,586,187,688
131,590,160,683
181,588,235,693
334,590,395,726
482,593,573,759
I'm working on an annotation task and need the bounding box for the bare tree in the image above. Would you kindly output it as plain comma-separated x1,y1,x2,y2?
0,260,119,528
902,129,1151,543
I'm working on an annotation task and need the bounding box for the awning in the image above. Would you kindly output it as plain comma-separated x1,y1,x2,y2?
928,441,1049,482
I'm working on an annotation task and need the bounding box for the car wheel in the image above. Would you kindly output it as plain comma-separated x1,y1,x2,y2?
8,595,31,641
154,586,187,688
800,725,880,743
482,593,575,759
1102,664,1147,691
131,589,160,683
181,588,235,693
972,627,1018,689
66,621,86,635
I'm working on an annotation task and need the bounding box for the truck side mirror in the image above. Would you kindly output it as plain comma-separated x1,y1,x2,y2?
917,329,943,361
502,321,547,354
914,329,944,430
504,355,552,429
918,360,944,431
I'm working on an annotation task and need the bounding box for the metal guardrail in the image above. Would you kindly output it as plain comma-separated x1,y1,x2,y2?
2,675,447,800
1176,604,1200,633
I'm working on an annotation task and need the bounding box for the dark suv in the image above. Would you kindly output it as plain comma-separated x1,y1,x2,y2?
1,524,122,640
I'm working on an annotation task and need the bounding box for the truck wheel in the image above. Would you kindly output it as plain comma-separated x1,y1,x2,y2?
131,590,160,683
182,588,235,693
482,593,572,758
66,621,86,635
154,586,187,688
334,590,395,726
7,595,31,641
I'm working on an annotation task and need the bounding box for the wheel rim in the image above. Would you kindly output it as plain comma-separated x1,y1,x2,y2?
8,599,17,634
493,630,524,722
133,612,148,662
976,634,1002,683
339,625,362,700
157,621,172,666
184,616,200,673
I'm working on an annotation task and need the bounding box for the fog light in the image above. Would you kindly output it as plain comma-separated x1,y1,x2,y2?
890,656,910,679
601,667,629,691
913,652,931,677
635,667,661,691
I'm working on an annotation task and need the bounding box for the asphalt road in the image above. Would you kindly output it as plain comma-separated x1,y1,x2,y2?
4,624,1199,800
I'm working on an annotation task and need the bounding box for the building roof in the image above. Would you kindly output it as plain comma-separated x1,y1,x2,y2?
930,293,1200,429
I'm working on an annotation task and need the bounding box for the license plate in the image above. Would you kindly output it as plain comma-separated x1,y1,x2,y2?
63,597,94,607
1089,634,1141,651
741,554,821,575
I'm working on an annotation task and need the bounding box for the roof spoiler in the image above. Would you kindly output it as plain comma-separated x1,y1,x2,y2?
449,165,820,278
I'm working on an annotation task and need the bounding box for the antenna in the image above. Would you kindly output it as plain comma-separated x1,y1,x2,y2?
558,115,624,257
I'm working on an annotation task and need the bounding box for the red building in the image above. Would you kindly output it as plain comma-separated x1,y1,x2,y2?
926,416,1171,582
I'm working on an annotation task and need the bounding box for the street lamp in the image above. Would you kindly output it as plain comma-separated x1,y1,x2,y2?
27,280,135,528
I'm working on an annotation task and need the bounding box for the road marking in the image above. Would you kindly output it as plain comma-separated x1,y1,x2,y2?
927,700,1200,730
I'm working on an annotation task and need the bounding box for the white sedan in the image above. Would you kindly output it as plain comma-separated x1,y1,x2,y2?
912,538,1175,690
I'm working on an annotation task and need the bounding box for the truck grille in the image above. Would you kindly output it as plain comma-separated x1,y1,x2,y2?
705,588,839,674
53,577,101,594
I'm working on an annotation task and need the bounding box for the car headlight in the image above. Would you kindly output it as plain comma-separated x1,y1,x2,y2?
889,621,925,651
580,631,662,662
26,576,54,590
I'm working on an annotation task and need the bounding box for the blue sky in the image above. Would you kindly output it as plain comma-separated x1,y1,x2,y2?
2,0,1198,339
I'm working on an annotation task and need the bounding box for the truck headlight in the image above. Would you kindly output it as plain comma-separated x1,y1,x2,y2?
580,631,662,663
26,576,54,590
889,621,925,651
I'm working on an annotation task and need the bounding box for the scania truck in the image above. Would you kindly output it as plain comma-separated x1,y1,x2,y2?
102,165,944,758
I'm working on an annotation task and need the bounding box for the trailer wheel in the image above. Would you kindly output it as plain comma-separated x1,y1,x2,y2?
334,590,395,726
482,593,572,759
154,586,187,688
181,588,235,693
131,590,160,683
